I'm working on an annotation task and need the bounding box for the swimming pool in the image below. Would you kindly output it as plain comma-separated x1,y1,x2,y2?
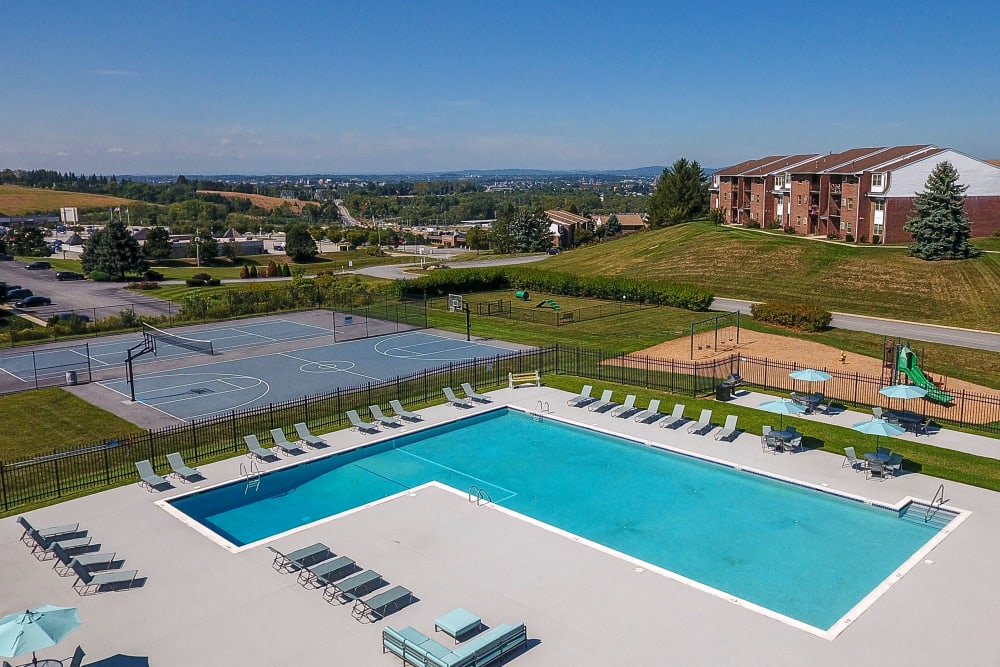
168,408,957,632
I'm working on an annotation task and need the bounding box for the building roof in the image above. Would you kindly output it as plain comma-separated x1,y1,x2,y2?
615,213,647,230
714,156,789,177
988,160,1000,168
823,145,943,174
741,154,821,176
788,148,886,174
545,210,590,227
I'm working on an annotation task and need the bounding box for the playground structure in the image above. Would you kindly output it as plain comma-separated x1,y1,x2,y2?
689,311,741,360
536,298,560,311
886,340,954,404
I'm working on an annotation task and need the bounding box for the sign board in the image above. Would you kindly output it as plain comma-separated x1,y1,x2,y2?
60,207,79,224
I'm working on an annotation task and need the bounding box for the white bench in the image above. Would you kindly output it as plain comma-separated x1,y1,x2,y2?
508,371,541,389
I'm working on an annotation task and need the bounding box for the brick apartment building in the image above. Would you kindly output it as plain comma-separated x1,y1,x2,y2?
710,145,1000,243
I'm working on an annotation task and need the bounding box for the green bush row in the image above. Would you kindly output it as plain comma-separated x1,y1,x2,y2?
750,301,832,332
185,278,222,287
401,267,713,311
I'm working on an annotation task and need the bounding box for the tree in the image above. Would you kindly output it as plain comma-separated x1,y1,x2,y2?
605,214,621,237
143,225,174,261
221,239,239,263
647,158,710,228
80,219,146,279
707,207,727,226
187,229,218,264
904,161,981,260
465,226,490,250
7,224,51,257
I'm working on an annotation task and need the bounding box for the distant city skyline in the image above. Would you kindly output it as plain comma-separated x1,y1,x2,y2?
3,1,998,175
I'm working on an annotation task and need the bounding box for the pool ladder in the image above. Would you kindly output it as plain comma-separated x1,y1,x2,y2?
925,483,946,522
532,401,551,422
241,460,261,494
468,485,492,506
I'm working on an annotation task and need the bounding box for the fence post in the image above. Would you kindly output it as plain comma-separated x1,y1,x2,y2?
86,343,93,382
0,462,7,511
304,395,310,425
53,455,61,498
191,420,199,460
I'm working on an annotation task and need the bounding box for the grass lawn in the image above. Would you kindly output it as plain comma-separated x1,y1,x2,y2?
0,185,137,215
0,388,137,461
540,221,1000,332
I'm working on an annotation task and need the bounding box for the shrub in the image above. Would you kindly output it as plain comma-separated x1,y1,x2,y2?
126,281,160,290
185,279,207,287
827,232,840,240
750,301,832,332
239,265,250,279
766,221,782,230
192,272,212,281
845,233,855,243
143,269,164,281
872,235,881,245
267,260,278,277
783,227,796,234
282,263,292,277
747,222,761,229
88,270,111,282
249,265,259,278
207,279,221,286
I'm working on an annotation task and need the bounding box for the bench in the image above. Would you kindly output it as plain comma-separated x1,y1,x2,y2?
383,622,527,667
508,371,540,389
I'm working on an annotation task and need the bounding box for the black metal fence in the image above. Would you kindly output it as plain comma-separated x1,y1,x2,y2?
462,297,657,326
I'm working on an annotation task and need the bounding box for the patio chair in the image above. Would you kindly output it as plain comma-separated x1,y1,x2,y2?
349,585,415,622
51,541,116,577
323,569,383,604
442,387,473,408
658,404,687,429
68,646,86,667
135,459,170,491
347,409,380,432
28,528,93,560
71,559,139,595
294,422,328,448
17,517,80,546
783,436,803,453
270,428,303,455
166,452,201,482
460,382,491,403
761,425,772,445
244,434,280,461
842,446,863,471
298,555,357,588
610,394,637,418
588,389,616,413
389,399,422,422
687,409,714,435
268,542,331,573
872,407,884,420
566,385,594,407
762,433,780,454
369,405,401,428
633,399,663,423
714,415,740,441
790,391,805,406
885,453,904,478
866,459,887,481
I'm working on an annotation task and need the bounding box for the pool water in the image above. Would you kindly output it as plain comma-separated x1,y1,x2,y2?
169,409,948,630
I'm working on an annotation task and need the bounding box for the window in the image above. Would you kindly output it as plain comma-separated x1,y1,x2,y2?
846,197,854,210
871,172,884,188
796,216,802,226
846,222,853,233
751,211,757,221
725,192,730,201
797,194,803,205
874,200,885,212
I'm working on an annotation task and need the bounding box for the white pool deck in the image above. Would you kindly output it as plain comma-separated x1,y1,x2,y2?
4,386,1000,666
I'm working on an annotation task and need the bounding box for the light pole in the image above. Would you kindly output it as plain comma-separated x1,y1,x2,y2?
195,230,201,267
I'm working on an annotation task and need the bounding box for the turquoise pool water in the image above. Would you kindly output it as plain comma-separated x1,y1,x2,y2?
169,409,947,630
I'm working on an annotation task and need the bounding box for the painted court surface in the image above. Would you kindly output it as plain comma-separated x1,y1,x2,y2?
96,324,518,421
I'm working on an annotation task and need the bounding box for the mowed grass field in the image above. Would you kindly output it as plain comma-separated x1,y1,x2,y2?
0,185,137,215
540,222,1000,332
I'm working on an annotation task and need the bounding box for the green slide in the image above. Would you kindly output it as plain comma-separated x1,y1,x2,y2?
896,345,953,404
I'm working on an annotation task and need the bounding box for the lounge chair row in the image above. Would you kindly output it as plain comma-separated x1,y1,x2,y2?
443,384,491,408
268,542,416,622
566,386,742,441
383,618,528,667
17,516,140,595
244,422,332,461
348,400,425,433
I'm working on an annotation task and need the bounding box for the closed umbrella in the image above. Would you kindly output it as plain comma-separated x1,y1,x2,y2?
851,418,905,451
759,398,807,429
789,368,832,395
0,605,80,665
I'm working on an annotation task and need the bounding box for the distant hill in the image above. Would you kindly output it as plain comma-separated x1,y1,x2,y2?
198,190,314,214
0,185,137,216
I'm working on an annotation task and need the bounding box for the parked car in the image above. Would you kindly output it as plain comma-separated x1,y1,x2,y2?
0,253,13,261
56,271,85,281
5,288,32,300
25,261,51,270
15,295,51,308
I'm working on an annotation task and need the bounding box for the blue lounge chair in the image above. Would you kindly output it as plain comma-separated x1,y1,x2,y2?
166,452,201,482
442,387,473,408
389,399,422,422
28,528,92,560
298,555,356,588
268,542,331,573
270,428,303,455
633,399,663,423
460,382,491,403
244,434,280,461
71,559,139,595
323,569,383,604
17,517,80,546
350,585,415,621
51,541,116,577
369,404,401,427
658,404,687,429
294,422,327,448
714,415,740,441
687,409,714,435
587,389,616,412
610,394,637,417
135,459,170,491
347,409,380,433
567,385,593,407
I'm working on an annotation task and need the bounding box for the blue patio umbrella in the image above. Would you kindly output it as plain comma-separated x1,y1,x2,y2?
851,418,905,451
879,384,928,400
789,368,832,395
0,605,80,664
759,398,807,429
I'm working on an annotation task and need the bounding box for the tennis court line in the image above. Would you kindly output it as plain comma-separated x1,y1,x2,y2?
0,367,28,383
276,352,383,382
395,448,519,503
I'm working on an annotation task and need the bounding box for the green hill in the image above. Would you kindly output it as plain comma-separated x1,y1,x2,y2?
541,222,1000,332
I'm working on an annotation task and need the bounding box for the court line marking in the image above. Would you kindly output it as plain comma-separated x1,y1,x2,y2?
0,367,28,383
276,352,382,382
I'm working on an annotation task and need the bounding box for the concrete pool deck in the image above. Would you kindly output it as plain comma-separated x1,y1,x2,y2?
3,386,1000,665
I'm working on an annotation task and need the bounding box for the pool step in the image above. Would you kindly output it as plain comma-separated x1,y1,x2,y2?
898,502,957,529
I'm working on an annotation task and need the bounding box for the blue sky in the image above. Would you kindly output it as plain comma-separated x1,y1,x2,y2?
2,0,998,175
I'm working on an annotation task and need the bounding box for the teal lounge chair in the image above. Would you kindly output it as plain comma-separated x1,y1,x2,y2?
268,542,331,573
687,409,714,435
298,555,356,588
460,382,491,403
633,399,663,423
270,428,303,455
294,422,327,448
587,389,616,412
714,415,740,441
244,434,280,461
658,404,687,429
166,452,201,482
442,387,473,408
135,459,170,491
389,399,422,422
567,384,593,407
350,585,415,621
71,559,139,595
51,541,116,577
610,394,637,417
369,404,401,427
17,517,79,546
347,409,379,433
323,569,383,604
28,528,92,560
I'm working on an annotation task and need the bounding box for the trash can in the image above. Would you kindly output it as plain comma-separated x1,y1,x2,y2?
515,290,529,301
65,370,78,386
716,383,732,401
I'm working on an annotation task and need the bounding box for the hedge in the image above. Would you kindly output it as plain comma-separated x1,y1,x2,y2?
750,301,832,332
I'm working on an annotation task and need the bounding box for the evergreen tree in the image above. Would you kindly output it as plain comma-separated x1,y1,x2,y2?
143,225,174,261
80,219,146,278
904,161,981,260
7,224,51,257
489,204,516,253
508,206,553,252
647,158,710,228
605,214,621,237
284,222,318,262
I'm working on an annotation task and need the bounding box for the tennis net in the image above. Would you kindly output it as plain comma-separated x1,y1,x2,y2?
143,322,215,356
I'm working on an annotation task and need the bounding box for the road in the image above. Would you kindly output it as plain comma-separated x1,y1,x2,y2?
710,297,1000,352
